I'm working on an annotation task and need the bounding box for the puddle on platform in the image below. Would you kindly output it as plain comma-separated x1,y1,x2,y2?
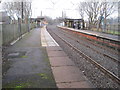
7,51,26,58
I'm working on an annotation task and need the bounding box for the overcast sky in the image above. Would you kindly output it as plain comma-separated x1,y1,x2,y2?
31,0,82,19
0,0,119,19
31,0,119,19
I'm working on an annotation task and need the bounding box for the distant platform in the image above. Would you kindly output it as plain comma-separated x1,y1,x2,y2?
58,26,119,42
58,26,120,49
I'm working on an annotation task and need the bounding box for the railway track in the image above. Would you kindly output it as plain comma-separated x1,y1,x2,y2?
58,30,119,64
59,27,119,55
55,29,119,76
49,28,120,85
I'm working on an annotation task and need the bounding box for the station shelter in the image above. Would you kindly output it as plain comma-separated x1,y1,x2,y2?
64,18,85,30
35,17,45,28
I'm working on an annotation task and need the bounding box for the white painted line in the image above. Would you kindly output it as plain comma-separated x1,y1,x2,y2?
41,27,59,47
10,38,20,45
10,33,27,45
10,29,33,45
44,28,59,46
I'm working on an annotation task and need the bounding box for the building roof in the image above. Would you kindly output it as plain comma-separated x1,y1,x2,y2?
64,18,84,21
0,11,11,23
35,17,45,22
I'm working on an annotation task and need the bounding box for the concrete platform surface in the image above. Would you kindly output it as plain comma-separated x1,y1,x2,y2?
3,27,93,88
57,81,92,88
49,57,75,67
2,28,57,88
46,46,93,88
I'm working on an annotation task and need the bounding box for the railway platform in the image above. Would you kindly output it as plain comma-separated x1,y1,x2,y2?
2,28,56,88
41,26,93,88
47,25,120,88
2,27,93,88
58,26,120,49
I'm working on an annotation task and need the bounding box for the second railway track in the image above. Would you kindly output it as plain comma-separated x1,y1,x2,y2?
58,29,119,64
54,27,119,77
47,26,120,87
60,27,119,55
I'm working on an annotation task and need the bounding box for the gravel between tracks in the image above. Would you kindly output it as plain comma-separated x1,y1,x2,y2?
56,28,119,77
47,25,120,88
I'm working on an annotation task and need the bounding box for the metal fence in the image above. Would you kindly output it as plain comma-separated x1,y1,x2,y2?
0,25,2,48
99,24,119,35
2,23,36,46
106,24,119,32
89,24,120,35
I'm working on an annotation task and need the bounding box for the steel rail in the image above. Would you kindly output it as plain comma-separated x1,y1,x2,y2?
59,30,120,64
59,27,119,55
51,30,120,85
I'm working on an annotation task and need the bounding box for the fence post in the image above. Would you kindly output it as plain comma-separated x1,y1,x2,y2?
110,24,111,34
114,25,115,34
18,18,22,39
28,18,30,32
0,26,1,43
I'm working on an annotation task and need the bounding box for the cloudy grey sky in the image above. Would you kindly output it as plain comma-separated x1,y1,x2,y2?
31,0,82,19
31,0,119,19
0,0,119,19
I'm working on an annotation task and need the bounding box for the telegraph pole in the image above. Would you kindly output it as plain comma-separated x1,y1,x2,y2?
41,11,42,17
21,1,24,23
104,2,107,32
62,11,63,18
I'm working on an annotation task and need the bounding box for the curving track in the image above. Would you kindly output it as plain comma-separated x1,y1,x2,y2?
58,29,119,64
47,25,120,88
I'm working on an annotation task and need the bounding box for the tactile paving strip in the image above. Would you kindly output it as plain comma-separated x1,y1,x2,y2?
41,27,59,47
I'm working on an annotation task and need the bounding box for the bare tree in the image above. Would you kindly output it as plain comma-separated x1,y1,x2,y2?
2,0,32,23
2,2,16,21
2,0,32,34
78,1,101,29
78,2,85,19
103,2,116,31
78,1,116,30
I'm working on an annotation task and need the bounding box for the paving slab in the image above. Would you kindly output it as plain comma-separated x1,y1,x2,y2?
46,46,63,51
57,81,92,88
51,66,87,83
47,51,67,57
49,57,75,67
46,45,92,88
45,27,93,88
